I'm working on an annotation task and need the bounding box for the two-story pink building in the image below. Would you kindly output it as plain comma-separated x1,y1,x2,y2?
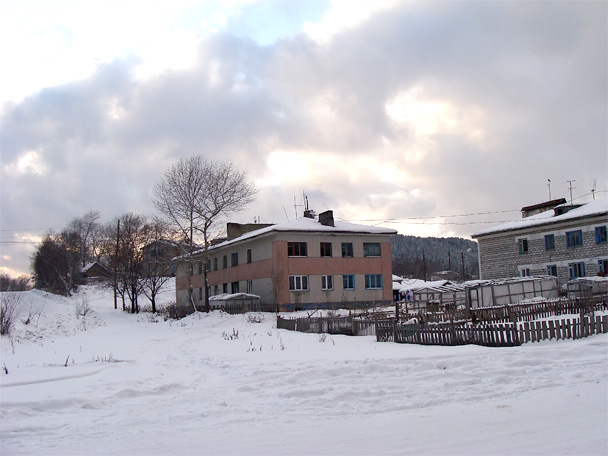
176,210,397,311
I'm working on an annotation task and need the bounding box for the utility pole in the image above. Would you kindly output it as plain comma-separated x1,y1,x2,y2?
547,179,551,201
422,250,427,282
114,219,120,310
461,251,466,282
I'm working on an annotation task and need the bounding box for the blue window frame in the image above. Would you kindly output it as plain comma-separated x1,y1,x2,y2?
365,274,383,289
596,226,607,244
343,274,355,290
544,234,555,251
568,262,585,279
566,230,583,247
598,260,607,274
546,265,557,277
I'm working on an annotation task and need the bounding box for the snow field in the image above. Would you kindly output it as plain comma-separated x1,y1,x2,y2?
1,284,607,455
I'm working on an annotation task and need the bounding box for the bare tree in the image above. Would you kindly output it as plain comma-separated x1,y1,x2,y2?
140,222,174,313
66,211,101,268
153,157,256,313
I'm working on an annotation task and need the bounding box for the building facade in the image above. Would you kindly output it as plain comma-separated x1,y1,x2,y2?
472,199,607,285
176,211,397,311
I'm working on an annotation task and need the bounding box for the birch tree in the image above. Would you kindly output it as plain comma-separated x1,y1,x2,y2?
153,157,256,313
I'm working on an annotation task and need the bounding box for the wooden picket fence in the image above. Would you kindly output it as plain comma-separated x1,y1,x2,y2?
407,295,607,325
376,313,608,347
276,315,376,336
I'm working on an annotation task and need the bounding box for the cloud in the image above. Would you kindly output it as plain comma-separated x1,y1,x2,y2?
1,0,606,276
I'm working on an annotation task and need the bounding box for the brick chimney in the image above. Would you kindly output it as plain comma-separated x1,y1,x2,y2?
319,210,335,227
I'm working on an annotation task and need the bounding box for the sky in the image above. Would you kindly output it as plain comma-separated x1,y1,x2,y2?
1,0,607,277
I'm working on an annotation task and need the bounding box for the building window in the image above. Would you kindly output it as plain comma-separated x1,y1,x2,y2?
247,249,252,264
246,280,253,294
342,242,353,258
231,281,240,293
199,287,203,300
568,262,585,279
566,230,583,247
231,252,239,267
288,242,307,257
365,274,383,289
363,243,381,257
596,226,607,244
214,285,219,295
223,255,228,268
213,257,218,271
198,261,203,274
598,259,608,275
545,234,555,251
222,283,228,293
520,268,531,277
321,275,333,290
289,275,308,291
343,274,355,290
518,239,529,254
320,242,332,257
546,265,557,277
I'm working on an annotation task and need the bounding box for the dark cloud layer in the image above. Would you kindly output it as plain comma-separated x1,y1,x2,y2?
1,1,606,276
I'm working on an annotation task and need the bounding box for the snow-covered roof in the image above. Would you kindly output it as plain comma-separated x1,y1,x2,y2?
209,293,261,301
199,216,397,254
472,198,607,238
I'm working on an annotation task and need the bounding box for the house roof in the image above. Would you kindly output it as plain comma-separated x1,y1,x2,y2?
196,216,397,255
472,198,607,238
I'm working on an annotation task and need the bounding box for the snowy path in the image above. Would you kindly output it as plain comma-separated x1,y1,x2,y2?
1,288,607,455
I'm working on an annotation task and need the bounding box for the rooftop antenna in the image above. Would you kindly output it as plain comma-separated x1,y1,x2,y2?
567,179,576,205
547,179,551,201
591,179,597,200
283,206,290,222
293,195,303,218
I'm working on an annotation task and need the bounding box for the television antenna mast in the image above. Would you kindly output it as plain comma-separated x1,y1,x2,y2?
591,179,597,200
547,179,551,201
567,180,576,205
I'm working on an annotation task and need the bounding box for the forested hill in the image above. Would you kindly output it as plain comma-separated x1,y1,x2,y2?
390,234,479,280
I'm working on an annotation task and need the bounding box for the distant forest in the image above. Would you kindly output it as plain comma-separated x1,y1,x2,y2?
390,234,479,281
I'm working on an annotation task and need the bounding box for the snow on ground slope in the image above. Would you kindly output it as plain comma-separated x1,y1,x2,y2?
1,284,607,455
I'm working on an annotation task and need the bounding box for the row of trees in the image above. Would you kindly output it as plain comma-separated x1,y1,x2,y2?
30,157,257,315
30,211,172,312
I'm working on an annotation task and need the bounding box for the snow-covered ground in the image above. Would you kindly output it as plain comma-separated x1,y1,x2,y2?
1,283,607,455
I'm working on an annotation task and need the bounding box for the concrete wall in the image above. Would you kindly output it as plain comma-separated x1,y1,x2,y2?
476,215,607,285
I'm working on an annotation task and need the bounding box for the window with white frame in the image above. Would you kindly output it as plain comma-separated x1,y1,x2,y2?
246,280,253,294
289,275,308,291
365,274,383,289
321,275,333,290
